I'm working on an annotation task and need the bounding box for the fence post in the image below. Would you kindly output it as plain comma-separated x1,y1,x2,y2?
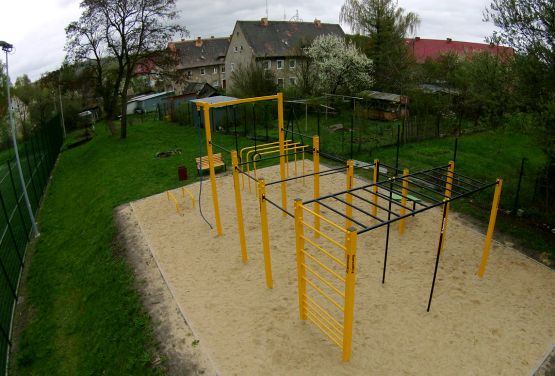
399,168,409,235
0,191,23,265
23,143,39,209
513,157,526,214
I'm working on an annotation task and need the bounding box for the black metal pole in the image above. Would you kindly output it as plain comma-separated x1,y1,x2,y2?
382,180,394,284
513,157,526,214
427,200,449,312
453,137,459,163
317,106,320,138
395,121,401,172
0,191,23,265
7,160,30,240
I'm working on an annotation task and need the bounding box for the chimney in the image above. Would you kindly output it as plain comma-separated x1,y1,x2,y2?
195,36,203,47
261,17,268,27
446,37,452,43
314,19,321,28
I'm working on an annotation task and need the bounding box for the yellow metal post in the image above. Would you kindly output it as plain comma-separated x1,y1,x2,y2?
313,136,321,237
232,151,248,263
372,159,379,217
399,168,409,234
342,227,357,362
294,199,307,320
258,179,273,288
439,161,454,254
200,104,223,236
478,179,503,278
278,92,287,216
345,160,354,229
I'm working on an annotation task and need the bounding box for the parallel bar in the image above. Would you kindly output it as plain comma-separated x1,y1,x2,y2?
264,196,294,218
265,165,346,186
316,201,367,229
303,263,345,298
349,191,397,219
388,180,443,203
301,206,348,234
301,222,347,252
303,276,344,311
305,296,344,332
361,188,416,211
301,235,346,267
333,195,391,221
306,312,343,348
302,249,346,283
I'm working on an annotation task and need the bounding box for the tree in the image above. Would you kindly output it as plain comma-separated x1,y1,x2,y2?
66,0,186,138
306,34,372,95
340,0,420,92
229,62,277,98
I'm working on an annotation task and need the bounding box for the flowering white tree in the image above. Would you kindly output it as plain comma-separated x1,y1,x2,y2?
306,34,373,94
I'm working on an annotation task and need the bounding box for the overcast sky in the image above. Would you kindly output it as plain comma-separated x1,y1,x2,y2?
0,0,498,81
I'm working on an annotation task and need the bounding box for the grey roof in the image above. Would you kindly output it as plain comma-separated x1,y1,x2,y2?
190,95,238,104
359,90,407,103
128,91,174,103
237,20,345,58
181,82,218,98
172,37,229,69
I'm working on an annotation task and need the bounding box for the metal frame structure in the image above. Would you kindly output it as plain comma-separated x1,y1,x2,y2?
195,93,504,362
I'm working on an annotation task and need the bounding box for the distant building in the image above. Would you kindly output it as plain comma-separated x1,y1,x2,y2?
405,37,514,63
126,91,174,114
168,36,229,92
225,18,345,90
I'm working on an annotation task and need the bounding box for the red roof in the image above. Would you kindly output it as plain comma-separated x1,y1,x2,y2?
405,38,514,63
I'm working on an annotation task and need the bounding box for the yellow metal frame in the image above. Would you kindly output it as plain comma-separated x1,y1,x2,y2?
181,187,196,208
345,160,354,230
439,161,455,255
294,200,357,362
195,93,287,235
258,179,273,288
166,191,182,213
231,151,248,263
477,178,503,277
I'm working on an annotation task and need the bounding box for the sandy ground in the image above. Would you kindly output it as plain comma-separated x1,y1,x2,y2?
125,162,555,375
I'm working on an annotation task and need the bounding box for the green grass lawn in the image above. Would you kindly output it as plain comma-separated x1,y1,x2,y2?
13,118,245,375
12,116,553,375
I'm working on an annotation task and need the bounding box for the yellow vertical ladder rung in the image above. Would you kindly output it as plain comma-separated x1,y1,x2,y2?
304,296,344,333
302,249,345,283
300,206,348,233
301,234,346,266
303,276,344,312
301,221,347,251
306,311,343,349
304,304,343,339
302,263,345,298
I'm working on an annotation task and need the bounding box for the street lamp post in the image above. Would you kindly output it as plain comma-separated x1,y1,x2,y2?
1,41,39,238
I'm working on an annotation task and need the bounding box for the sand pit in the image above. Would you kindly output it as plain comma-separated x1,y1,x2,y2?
126,162,555,375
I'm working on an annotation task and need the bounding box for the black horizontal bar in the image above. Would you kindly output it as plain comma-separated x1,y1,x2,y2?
210,142,232,154
236,167,259,182
379,162,403,174
389,180,443,203
433,170,483,190
332,195,386,222
303,164,450,205
357,181,497,234
410,174,467,196
353,189,402,215
265,165,347,186
359,187,417,211
413,170,471,194
284,129,311,139
264,196,294,218
450,170,486,184
317,201,367,228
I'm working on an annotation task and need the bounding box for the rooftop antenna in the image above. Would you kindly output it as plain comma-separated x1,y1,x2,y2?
290,9,303,22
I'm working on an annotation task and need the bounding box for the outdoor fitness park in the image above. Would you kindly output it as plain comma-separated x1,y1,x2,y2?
124,94,555,375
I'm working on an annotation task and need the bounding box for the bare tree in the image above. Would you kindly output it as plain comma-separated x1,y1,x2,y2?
66,0,186,138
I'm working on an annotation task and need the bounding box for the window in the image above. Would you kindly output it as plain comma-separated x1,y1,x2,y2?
231,63,235,72
289,59,296,69
186,70,192,77
213,81,219,87
200,68,205,75
221,65,225,73
240,45,244,51
263,60,271,70
277,60,284,69
234,46,238,52
277,78,284,89
213,67,218,74
289,77,297,86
